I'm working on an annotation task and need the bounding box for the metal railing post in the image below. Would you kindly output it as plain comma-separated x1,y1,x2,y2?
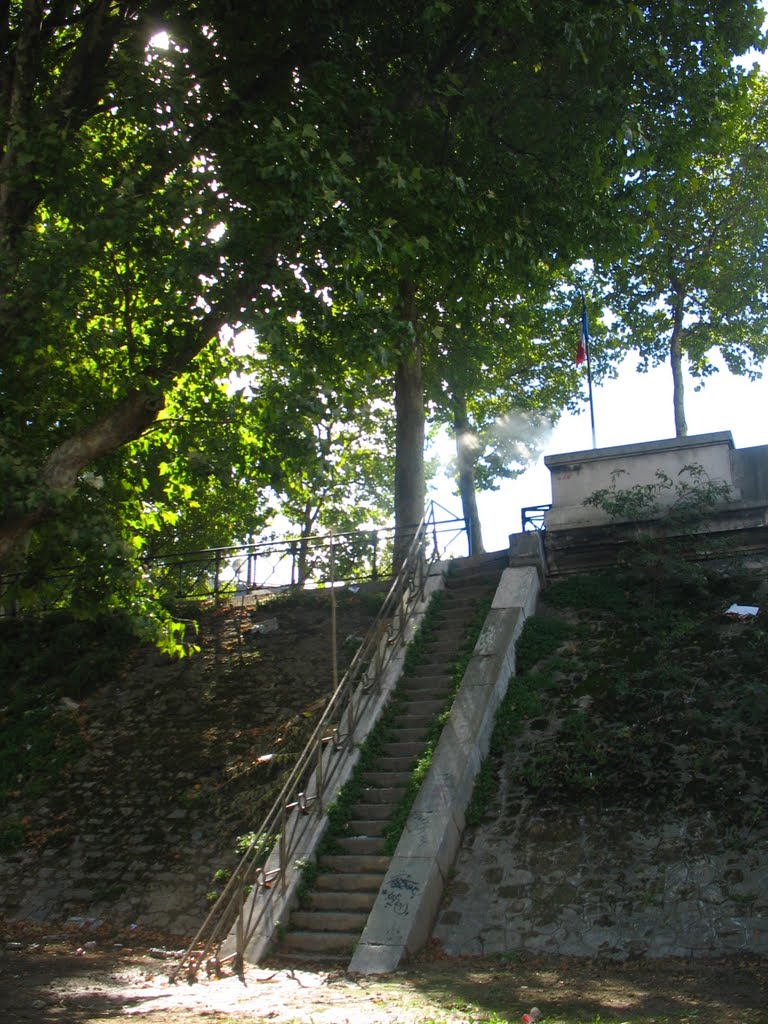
279,808,287,890
214,551,222,606
236,876,244,967
315,739,324,813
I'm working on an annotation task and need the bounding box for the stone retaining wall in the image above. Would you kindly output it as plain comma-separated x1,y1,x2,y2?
433,781,768,958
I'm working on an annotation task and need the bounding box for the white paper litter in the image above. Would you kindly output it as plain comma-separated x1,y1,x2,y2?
724,604,759,618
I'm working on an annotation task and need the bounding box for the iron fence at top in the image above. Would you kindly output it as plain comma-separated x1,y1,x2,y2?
0,502,467,617
521,503,551,532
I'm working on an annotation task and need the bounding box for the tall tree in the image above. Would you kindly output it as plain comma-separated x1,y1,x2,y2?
293,0,765,553
429,273,614,551
597,73,768,437
0,0,764,612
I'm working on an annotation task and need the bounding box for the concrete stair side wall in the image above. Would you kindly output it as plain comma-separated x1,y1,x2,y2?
222,560,449,965
348,564,541,974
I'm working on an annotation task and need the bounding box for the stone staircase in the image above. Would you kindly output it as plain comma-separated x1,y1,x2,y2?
275,552,508,960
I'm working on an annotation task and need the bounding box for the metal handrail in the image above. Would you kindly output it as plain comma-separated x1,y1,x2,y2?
0,506,467,616
170,503,442,983
521,503,551,532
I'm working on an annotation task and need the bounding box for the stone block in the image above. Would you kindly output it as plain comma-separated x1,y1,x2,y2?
395,805,462,876
491,566,540,616
425,720,482,809
447,683,501,758
349,854,446,971
459,655,502,689
348,942,403,975
472,608,523,666
545,431,735,529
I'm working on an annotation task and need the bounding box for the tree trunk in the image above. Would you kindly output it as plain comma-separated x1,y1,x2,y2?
0,297,262,570
670,293,688,438
0,385,165,568
297,497,320,586
393,280,425,569
452,392,484,556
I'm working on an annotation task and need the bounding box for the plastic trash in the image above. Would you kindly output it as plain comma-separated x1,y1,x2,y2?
250,617,279,636
724,604,759,620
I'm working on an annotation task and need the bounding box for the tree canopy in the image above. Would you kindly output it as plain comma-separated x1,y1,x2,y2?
596,71,768,437
0,1,764,641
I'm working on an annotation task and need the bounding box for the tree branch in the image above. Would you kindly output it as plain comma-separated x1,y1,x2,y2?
0,384,164,565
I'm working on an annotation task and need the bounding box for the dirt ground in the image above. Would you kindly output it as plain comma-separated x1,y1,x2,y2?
1,929,767,1024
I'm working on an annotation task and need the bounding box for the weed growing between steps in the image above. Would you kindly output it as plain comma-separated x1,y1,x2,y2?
382,593,494,855
298,587,497,900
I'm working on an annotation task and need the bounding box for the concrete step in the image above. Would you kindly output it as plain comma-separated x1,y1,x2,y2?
314,871,387,892
400,691,450,706
445,556,507,583
388,726,428,744
398,694,446,710
350,800,396,819
422,640,469,660
404,669,452,685
337,835,386,855
442,584,497,603
290,909,369,933
405,661,455,677
343,818,388,836
268,949,349,966
318,854,390,873
396,698,444,717
435,612,485,630
358,785,405,803
398,690,449,707
308,889,378,912
384,741,425,758
392,713,437,731
368,756,414,774
281,930,360,954
360,770,412,787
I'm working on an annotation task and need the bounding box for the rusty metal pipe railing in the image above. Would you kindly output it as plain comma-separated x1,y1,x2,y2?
170,503,445,983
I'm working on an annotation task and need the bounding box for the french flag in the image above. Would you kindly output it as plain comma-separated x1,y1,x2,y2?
577,298,589,366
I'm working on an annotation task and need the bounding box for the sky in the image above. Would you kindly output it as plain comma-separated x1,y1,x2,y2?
428,352,768,554
427,19,768,554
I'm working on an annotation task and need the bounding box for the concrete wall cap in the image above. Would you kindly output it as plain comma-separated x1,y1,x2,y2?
544,431,734,470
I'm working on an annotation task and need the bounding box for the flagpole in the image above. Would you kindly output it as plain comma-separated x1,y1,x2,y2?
581,293,597,450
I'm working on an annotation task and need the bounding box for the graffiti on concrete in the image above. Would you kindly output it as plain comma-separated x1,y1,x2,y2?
382,873,420,916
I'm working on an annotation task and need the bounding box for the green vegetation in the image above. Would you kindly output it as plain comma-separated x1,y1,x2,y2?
584,463,732,529
298,585,492,901
514,616,572,676
383,594,493,854
517,557,766,816
1,2,765,634
0,613,137,850
467,614,569,826
594,73,768,438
